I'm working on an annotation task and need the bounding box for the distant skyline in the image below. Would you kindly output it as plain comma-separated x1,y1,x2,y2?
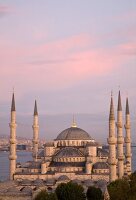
0,1,136,141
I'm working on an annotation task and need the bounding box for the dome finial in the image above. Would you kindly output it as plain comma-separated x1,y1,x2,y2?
71,115,77,128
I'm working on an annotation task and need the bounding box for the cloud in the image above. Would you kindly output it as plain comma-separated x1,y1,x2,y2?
116,10,136,22
0,32,135,103
118,42,136,56
0,5,11,17
28,58,78,65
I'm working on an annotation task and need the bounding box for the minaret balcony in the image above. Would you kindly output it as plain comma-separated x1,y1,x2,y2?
32,139,38,144
108,158,117,165
9,155,17,160
126,153,132,158
116,122,123,128
9,139,16,144
125,137,131,143
32,125,39,129
107,137,117,145
124,124,130,129
9,123,17,128
118,155,124,161
117,137,124,144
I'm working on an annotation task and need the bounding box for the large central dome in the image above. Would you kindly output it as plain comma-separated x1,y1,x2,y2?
56,127,92,140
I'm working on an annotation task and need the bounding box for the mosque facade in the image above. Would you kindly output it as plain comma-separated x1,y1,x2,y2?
9,91,132,183
0,91,132,199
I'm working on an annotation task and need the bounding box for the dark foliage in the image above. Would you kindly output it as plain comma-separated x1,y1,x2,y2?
128,172,136,200
108,172,136,200
55,181,86,200
108,179,130,200
34,189,58,200
86,186,103,200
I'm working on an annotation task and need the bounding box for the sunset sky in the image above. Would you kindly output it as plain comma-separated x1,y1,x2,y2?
0,1,136,141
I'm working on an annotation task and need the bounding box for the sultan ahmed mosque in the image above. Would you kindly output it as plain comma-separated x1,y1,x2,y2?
0,91,132,199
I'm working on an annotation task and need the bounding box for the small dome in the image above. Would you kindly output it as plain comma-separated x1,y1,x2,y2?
21,187,32,194
57,175,70,182
55,147,84,158
72,179,81,184
21,179,32,185
86,141,98,147
46,179,55,185
93,162,109,169
56,127,92,140
84,179,94,187
34,179,44,186
97,148,108,157
7,187,20,193
97,179,107,188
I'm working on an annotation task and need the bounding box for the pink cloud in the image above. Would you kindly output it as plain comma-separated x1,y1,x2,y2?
0,5,12,15
116,10,136,21
118,42,136,55
0,33,134,101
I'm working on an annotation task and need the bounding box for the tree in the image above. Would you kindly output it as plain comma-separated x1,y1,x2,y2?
128,171,136,200
108,179,130,200
34,189,58,200
86,186,103,200
48,193,58,200
55,181,86,200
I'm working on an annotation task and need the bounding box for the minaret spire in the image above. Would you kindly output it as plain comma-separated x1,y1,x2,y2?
9,92,17,180
117,90,124,179
109,92,115,121
34,100,38,116
126,97,129,115
118,91,122,111
124,97,132,175
71,115,77,128
108,92,117,182
32,100,39,161
11,92,16,112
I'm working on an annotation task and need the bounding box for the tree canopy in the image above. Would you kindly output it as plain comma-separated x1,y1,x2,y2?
108,172,136,200
34,189,58,200
108,178,130,200
86,186,103,200
55,181,86,200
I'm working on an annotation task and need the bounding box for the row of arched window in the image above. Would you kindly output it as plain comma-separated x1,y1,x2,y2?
53,157,85,162
57,140,94,147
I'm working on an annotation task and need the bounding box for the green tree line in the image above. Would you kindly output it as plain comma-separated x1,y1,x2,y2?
34,172,136,200
34,181,103,200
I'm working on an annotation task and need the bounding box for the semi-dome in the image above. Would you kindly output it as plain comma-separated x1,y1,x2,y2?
56,127,92,140
93,162,109,169
55,147,84,158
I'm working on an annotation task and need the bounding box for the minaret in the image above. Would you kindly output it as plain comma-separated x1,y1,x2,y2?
107,93,117,182
116,91,124,178
32,100,39,161
124,98,132,175
9,93,17,180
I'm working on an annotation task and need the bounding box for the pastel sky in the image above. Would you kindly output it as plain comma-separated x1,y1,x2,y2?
0,0,136,142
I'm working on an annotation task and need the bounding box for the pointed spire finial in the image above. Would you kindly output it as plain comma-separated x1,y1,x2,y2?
71,115,77,127
117,90,122,111
34,100,38,116
109,92,115,120
11,92,16,112
126,97,130,115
